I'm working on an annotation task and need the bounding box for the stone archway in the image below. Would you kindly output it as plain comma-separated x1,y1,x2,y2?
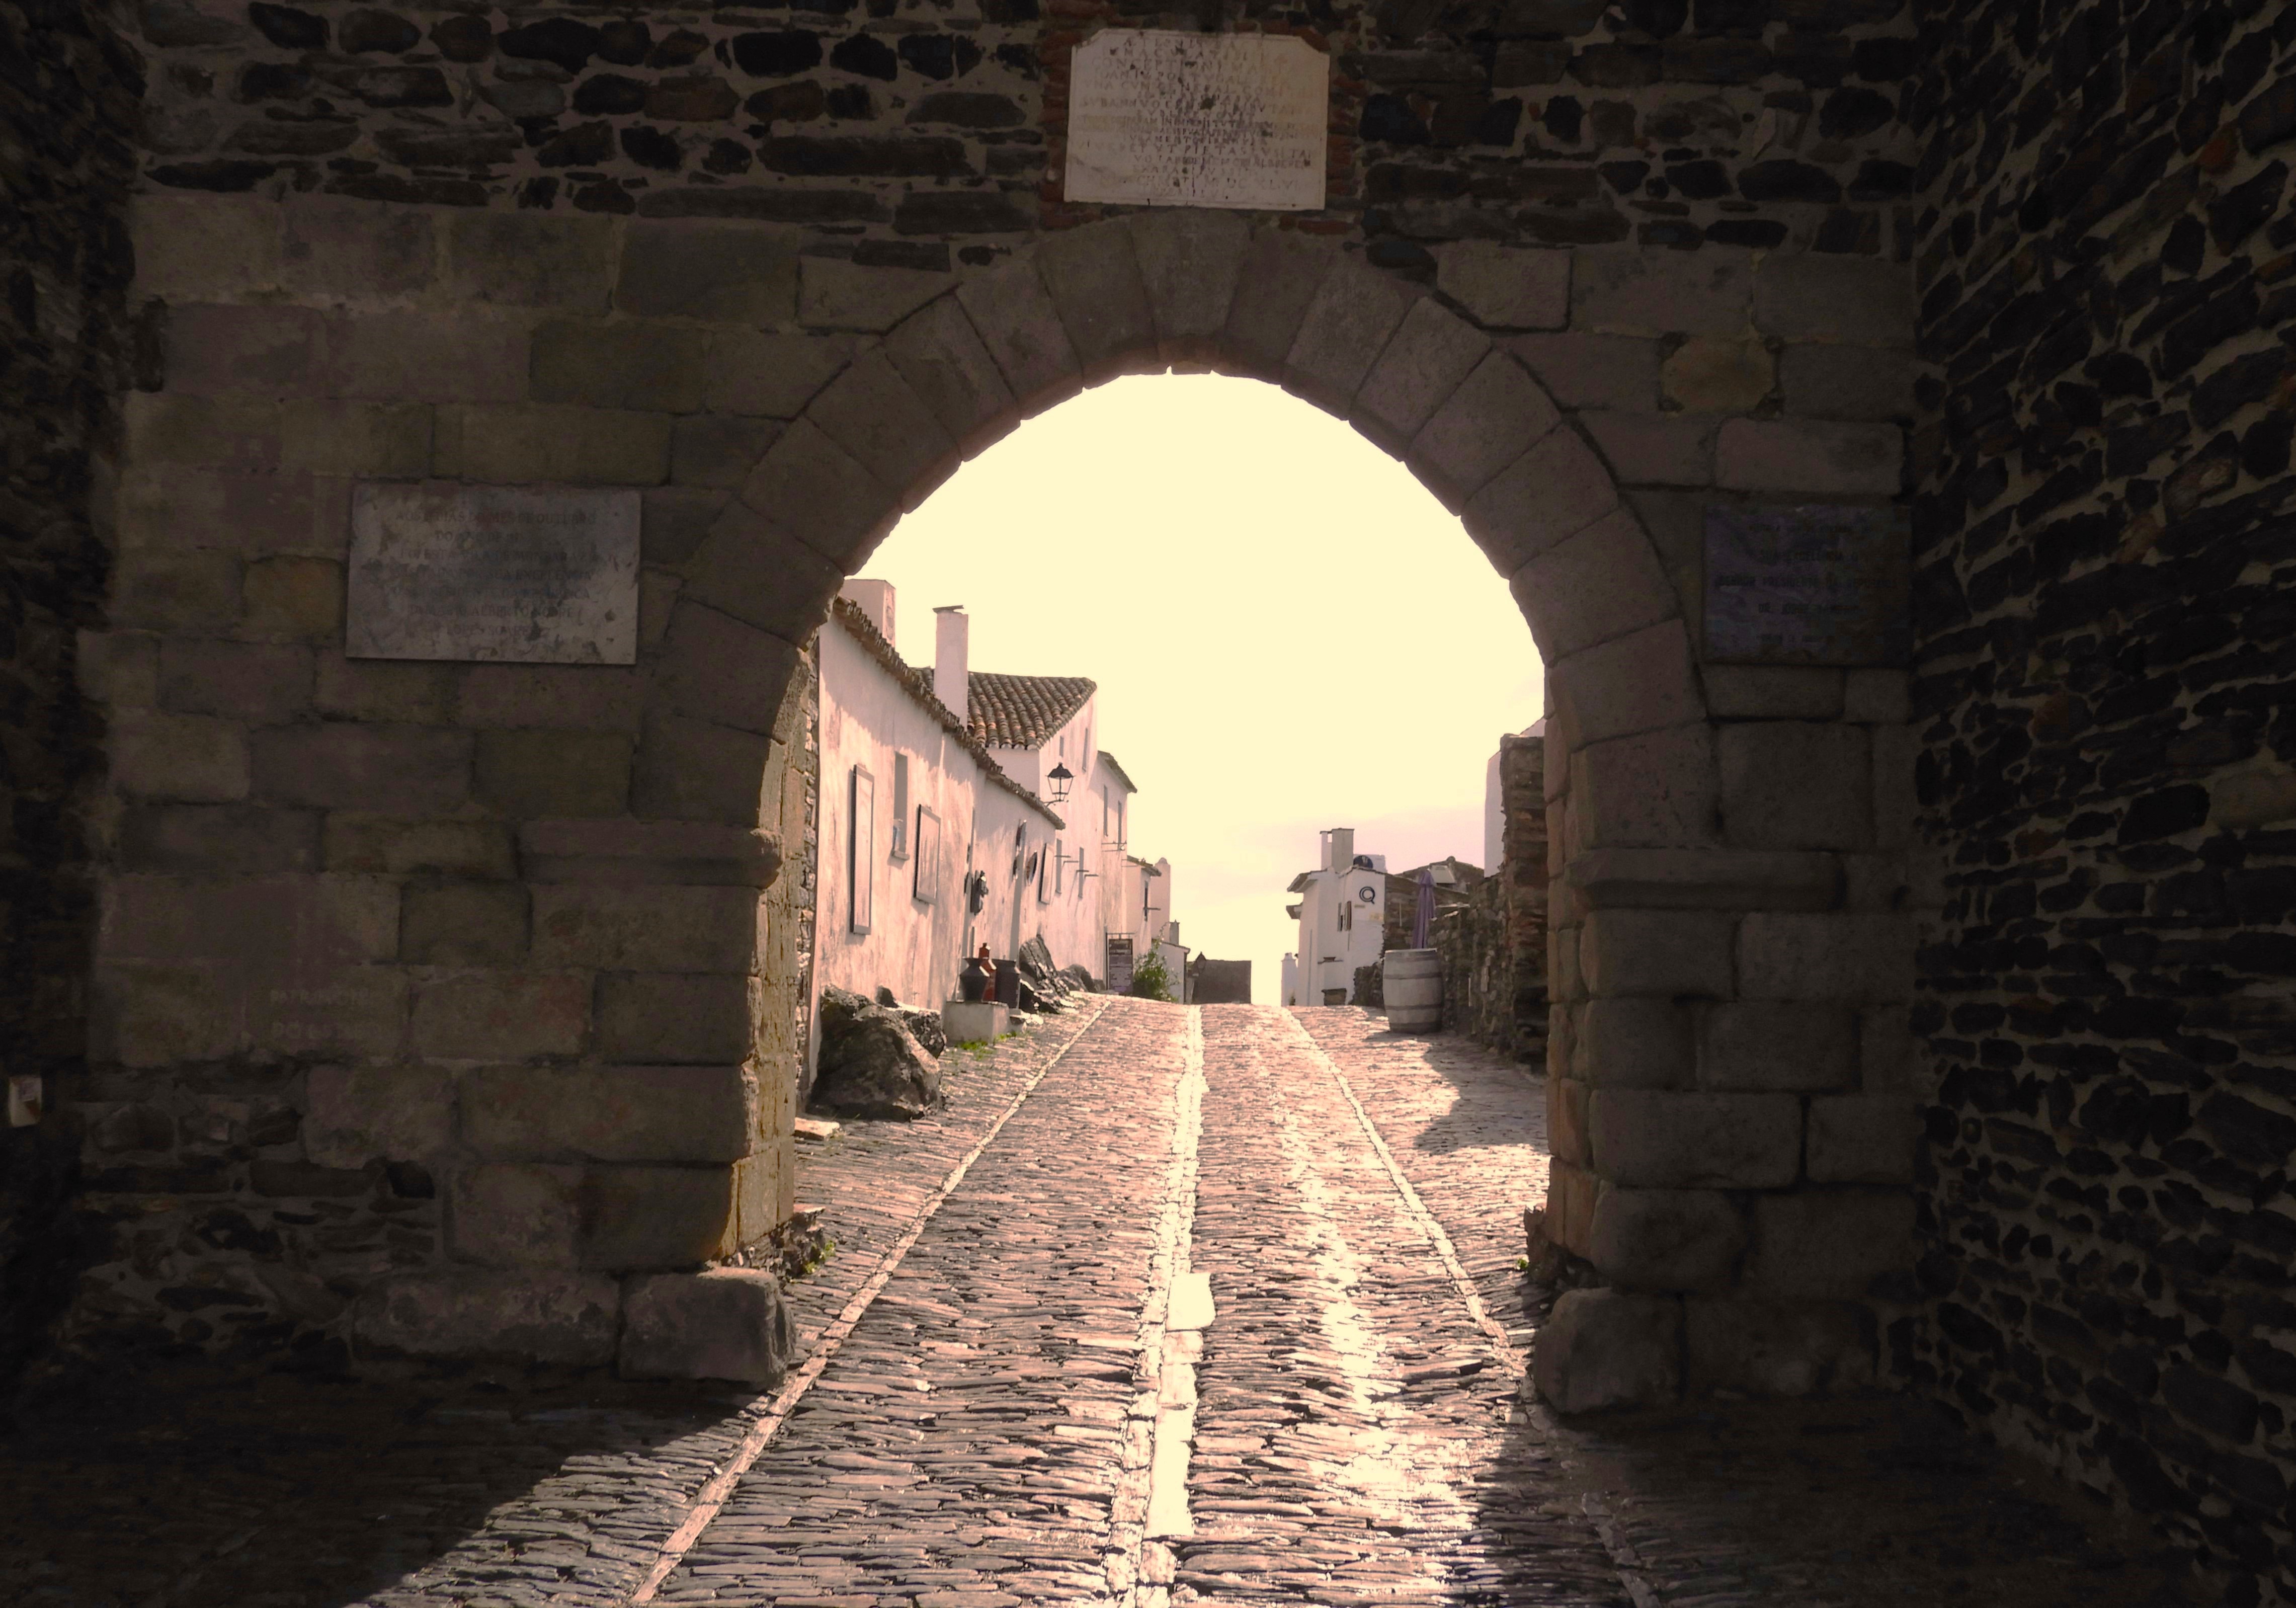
92,195,1914,1402
639,214,1903,1405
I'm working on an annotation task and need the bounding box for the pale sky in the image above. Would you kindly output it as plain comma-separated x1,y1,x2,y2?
854,372,1545,1001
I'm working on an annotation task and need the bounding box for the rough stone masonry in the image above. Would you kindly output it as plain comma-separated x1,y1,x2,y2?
0,0,2288,1600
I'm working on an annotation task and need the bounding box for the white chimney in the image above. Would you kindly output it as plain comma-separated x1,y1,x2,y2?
934,606,969,725
1327,827,1354,876
839,578,895,642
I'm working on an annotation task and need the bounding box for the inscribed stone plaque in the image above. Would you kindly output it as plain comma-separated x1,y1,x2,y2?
1064,30,1328,212
348,482,639,664
1703,504,1911,666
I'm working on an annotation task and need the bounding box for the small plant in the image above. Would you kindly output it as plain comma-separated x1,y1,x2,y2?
1130,948,1176,1002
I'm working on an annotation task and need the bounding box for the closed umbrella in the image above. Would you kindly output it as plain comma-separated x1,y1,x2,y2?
1413,867,1435,949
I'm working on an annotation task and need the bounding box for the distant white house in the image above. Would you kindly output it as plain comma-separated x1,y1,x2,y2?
1286,827,1386,1007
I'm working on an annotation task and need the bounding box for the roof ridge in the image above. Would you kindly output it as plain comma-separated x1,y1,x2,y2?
964,669,1097,750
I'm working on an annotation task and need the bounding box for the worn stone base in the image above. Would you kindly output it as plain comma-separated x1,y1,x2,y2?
620,1268,792,1385
1532,1289,1681,1412
1534,1287,1882,1411
351,1272,622,1367
943,1000,1010,1044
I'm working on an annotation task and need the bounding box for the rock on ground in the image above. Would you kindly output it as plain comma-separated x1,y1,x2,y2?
870,986,953,1054
814,986,941,1119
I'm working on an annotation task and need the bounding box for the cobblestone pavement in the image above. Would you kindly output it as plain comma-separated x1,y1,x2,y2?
1,1001,2201,1606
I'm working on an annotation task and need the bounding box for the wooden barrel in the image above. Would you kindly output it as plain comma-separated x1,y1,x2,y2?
1383,948,1441,1031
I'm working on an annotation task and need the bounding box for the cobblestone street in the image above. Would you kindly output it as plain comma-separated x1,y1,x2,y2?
3,1002,2197,1607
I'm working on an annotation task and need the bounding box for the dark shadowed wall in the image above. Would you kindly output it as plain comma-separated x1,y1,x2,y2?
0,0,141,1397
1906,0,2296,1595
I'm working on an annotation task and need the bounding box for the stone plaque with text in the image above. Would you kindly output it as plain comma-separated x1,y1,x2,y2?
1064,30,1328,212
1703,504,1911,666
348,483,640,664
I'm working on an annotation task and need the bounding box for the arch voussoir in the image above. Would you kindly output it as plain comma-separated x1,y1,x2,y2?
655,599,806,740
736,416,897,573
953,257,1085,416
1509,502,1681,664
1405,350,1564,512
684,499,847,645
1547,618,1704,748
1351,295,1492,451
804,347,960,505
1276,252,1419,415
1461,424,1622,576
881,295,1020,457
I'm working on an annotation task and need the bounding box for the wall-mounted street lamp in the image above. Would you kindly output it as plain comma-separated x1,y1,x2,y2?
1046,761,1074,805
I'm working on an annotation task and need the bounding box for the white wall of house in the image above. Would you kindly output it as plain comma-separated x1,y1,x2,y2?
982,696,1116,981
814,617,1062,1064
1291,828,1387,1005
816,623,981,1014
1281,952,1300,1007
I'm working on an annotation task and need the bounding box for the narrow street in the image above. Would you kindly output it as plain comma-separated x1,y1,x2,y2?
4,1001,2191,1607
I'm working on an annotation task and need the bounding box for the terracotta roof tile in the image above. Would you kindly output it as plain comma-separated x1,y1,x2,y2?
966,672,1095,749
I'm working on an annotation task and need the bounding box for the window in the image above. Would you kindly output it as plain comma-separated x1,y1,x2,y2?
889,753,910,860
1054,840,1064,895
1338,899,1352,933
913,806,939,904
848,766,873,935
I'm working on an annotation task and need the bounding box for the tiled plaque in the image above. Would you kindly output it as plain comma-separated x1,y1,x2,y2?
347,482,640,664
1064,30,1328,212
1703,504,1912,666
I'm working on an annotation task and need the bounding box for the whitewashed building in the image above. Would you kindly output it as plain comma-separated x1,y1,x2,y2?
812,588,1064,1069
1286,828,1387,1007
965,670,1172,984
813,582,1183,1063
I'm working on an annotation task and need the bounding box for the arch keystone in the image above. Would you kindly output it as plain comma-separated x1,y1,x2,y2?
1125,209,1251,352
1035,221,1158,379
1222,227,1339,378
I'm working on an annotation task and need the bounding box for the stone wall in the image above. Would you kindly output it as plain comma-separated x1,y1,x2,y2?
1428,732,1549,1060
0,0,142,1398
785,639,822,1108
1904,2,2296,1597
58,0,1936,1414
